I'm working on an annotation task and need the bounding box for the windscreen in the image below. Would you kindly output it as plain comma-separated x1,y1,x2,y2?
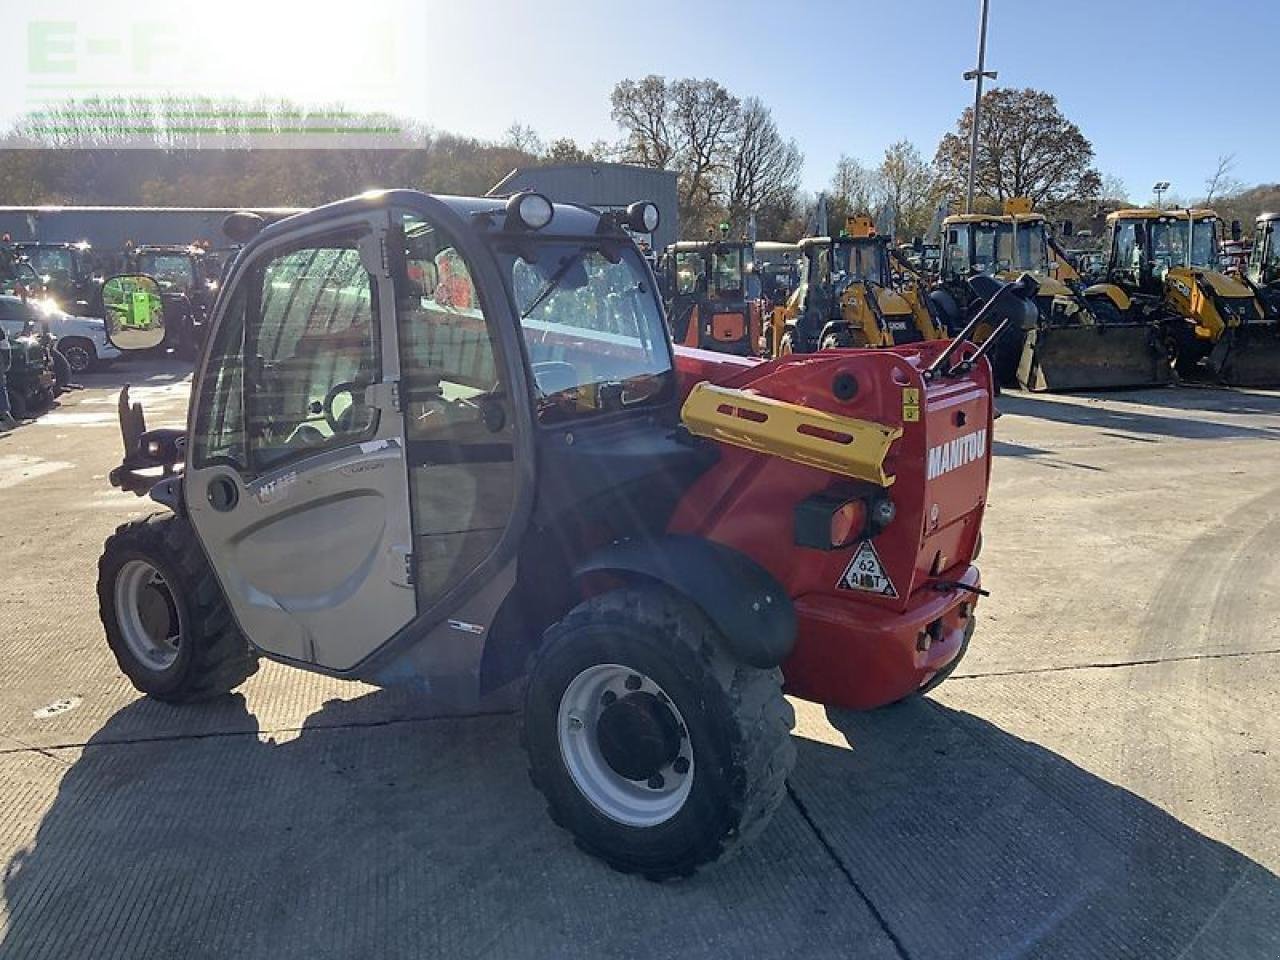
137,252,196,291
502,241,673,424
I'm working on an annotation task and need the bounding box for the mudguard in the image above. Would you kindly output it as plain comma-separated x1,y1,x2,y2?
1018,323,1171,392
575,535,796,668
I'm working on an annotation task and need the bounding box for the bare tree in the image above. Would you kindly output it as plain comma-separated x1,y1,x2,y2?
725,98,802,232
828,155,876,224
669,78,741,226
610,75,677,169
1202,153,1242,205
875,140,941,240
503,122,544,157
935,87,1101,208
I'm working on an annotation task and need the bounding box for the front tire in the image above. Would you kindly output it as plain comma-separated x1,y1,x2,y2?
98,513,258,702
523,586,795,880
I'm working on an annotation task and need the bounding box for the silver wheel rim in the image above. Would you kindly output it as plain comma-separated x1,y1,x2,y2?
63,344,91,373
557,663,694,827
114,559,181,670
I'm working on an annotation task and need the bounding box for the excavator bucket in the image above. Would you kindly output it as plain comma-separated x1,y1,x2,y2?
1017,323,1171,392
1208,326,1280,386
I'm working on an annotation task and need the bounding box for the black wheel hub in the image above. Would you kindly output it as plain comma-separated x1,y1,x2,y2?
595,692,681,782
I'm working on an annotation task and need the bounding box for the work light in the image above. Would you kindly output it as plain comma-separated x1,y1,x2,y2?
507,192,554,231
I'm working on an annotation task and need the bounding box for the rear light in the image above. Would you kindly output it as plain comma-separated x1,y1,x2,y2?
795,487,895,550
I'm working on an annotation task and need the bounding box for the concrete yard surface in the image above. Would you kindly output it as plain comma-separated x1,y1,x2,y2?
1,360,1278,958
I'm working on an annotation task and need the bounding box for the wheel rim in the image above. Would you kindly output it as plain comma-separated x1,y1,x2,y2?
114,559,181,670
557,663,694,827
63,344,91,374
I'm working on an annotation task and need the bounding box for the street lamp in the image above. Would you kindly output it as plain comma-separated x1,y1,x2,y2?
1153,181,1170,210
964,0,998,213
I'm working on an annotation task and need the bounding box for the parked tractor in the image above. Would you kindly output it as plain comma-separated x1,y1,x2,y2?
751,241,801,308
1242,212,1280,318
95,190,1034,880
13,241,103,316
124,243,220,357
934,202,1168,391
772,217,941,356
658,236,763,356
1092,208,1280,384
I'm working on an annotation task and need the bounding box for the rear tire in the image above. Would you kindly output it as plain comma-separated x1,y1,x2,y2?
59,337,97,374
1085,297,1123,325
98,513,258,702
523,585,795,880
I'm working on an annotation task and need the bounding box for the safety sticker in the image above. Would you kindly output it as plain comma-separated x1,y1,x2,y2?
902,387,920,423
837,541,899,598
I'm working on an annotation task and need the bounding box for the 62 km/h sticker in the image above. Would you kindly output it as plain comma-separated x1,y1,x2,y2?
837,541,899,598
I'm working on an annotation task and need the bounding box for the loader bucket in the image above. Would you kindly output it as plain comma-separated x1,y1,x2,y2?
1017,323,1171,392
1208,327,1280,387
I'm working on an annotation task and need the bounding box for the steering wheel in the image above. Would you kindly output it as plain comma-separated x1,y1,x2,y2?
322,381,359,433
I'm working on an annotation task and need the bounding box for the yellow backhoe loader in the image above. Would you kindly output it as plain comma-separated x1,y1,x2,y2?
1091,208,1280,385
934,200,1169,391
770,217,942,355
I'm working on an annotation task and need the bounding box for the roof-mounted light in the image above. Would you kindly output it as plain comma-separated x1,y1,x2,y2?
624,201,660,234
506,191,554,231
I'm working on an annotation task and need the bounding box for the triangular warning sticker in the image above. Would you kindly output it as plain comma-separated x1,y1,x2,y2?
837,541,899,598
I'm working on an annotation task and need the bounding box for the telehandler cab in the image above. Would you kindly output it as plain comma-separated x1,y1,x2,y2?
1094,208,1280,385
935,202,1168,391
96,190,1034,879
1242,212,1280,319
771,217,942,356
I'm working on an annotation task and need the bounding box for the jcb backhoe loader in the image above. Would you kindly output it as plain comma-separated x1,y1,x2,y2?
770,217,941,355
934,201,1168,391
1092,208,1280,385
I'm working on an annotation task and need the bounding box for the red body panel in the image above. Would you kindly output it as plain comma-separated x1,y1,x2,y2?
670,342,993,710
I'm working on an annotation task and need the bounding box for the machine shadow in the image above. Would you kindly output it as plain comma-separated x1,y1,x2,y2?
998,390,1280,442
790,699,1280,959
6,691,1278,959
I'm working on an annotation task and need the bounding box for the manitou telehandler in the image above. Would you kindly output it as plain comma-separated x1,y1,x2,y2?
1092,208,1280,384
934,201,1168,391
771,216,943,356
95,190,1034,880
658,236,764,356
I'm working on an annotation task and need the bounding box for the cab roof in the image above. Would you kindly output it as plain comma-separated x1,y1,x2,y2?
257,190,633,247
797,234,887,249
1105,208,1220,221
666,239,750,253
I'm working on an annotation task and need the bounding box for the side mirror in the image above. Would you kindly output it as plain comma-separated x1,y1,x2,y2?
223,211,266,244
912,236,923,252
102,274,166,350
1060,220,1074,237
1231,219,1242,242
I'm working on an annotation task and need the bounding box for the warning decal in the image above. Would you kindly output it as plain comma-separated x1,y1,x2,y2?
837,541,899,598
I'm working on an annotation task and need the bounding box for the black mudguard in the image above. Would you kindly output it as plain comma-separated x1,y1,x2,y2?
575,535,796,669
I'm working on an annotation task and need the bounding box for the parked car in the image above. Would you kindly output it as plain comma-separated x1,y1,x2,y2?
0,295,118,374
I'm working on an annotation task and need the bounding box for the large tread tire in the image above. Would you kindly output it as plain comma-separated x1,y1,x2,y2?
523,585,795,880
98,512,258,703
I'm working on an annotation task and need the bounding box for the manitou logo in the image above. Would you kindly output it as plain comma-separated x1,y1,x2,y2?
926,428,988,480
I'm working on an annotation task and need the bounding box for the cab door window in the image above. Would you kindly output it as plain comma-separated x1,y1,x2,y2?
395,215,516,607
244,234,380,473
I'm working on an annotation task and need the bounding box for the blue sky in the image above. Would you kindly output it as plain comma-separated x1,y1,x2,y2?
8,0,1276,204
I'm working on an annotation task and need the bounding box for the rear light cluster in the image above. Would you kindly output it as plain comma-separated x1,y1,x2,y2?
795,487,896,550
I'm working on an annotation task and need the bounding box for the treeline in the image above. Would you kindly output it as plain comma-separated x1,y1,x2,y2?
0,90,1273,243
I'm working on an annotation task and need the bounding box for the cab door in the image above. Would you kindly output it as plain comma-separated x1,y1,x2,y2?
185,210,417,672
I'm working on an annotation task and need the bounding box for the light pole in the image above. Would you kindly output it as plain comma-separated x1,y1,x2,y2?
1153,181,1170,210
964,0,997,213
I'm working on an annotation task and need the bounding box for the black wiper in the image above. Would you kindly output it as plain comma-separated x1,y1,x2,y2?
520,251,584,320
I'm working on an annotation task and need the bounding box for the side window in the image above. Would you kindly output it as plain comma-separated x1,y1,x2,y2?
192,286,247,469
245,234,380,473
946,228,970,276
675,252,702,295
1112,222,1136,270
396,215,516,607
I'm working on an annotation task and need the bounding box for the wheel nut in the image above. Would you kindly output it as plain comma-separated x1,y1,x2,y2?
647,774,665,789
601,690,617,706
625,674,642,691
672,757,690,775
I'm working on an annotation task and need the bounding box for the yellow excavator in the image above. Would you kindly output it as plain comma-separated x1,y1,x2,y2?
1090,208,1280,385
770,216,943,355
933,199,1169,391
